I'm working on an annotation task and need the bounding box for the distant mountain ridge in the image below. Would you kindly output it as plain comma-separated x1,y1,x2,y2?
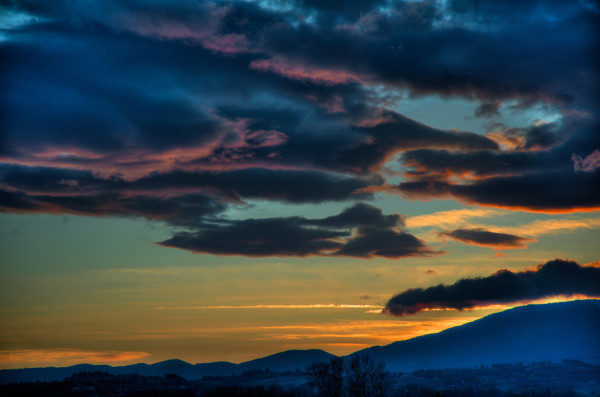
0,350,334,384
1,300,599,384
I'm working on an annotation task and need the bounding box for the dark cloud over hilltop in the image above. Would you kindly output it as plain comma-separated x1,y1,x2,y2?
384,259,600,316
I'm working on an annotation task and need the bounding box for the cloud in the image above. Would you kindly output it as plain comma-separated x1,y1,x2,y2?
1,0,598,259
0,349,150,369
155,304,382,310
359,295,377,300
131,168,381,204
401,171,600,213
339,110,499,172
0,164,382,224
384,259,600,316
474,102,501,118
160,216,347,257
439,228,534,250
250,56,365,86
405,208,504,229
160,202,438,258
400,147,549,179
308,202,401,228
572,148,600,172
335,226,438,258
485,121,569,151
397,122,600,212
495,217,600,237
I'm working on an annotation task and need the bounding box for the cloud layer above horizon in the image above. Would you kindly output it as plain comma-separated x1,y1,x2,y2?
1,0,599,257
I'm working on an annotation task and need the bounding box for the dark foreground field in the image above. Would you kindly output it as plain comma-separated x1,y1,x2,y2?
1,359,598,397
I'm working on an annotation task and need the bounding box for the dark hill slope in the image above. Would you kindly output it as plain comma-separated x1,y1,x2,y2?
357,300,600,371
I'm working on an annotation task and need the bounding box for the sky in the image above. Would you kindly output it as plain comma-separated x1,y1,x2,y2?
1,0,600,369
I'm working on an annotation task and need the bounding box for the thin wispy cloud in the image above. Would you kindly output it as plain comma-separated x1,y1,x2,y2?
0,349,150,369
405,208,506,229
498,217,600,237
155,304,383,310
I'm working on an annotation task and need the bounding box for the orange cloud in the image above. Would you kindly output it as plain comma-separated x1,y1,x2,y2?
0,349,150,369
497,217,600,237
405,208,505,229
254,318,479,347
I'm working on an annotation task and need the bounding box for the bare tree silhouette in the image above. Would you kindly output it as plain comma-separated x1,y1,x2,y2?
307,355,391,397
307,357,345,397
347,354,391,397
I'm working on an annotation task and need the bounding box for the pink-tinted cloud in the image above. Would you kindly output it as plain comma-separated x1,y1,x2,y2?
572,148,600,172
250,57,365,86
117,4,256,54
200,32,255,55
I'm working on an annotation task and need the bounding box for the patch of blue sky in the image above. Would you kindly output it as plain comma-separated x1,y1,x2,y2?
366,85,563,134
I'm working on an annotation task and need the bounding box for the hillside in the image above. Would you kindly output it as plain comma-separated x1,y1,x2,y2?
358,299,600,371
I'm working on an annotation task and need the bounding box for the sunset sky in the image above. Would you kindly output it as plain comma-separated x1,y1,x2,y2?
1,0,600,369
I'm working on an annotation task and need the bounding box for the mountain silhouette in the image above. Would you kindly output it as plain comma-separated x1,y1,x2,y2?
238,349,336,373
1,300,598,384
358,299,600,371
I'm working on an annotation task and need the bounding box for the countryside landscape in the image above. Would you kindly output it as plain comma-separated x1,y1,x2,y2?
1,0,599,395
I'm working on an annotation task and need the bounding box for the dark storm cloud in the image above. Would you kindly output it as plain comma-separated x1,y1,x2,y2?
213,105,500,173
308,202,402,228
0,164,397,259
5,0,598,113
384,259,600,316
1,164,427,258
0,189,37,211
0,164,106,193
0,164,381,212
398,171,600,212
261,1,598,107
0,7,504,176
0,23,247,153
440,228,533,249
129,168,382,203
160,217,347,257
339,111,499,172
447,0,593,21
1,0,598,257
0,186,226,226
401,148,543,178
160,202,437,258
397,122,600,212
335,226,436,258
